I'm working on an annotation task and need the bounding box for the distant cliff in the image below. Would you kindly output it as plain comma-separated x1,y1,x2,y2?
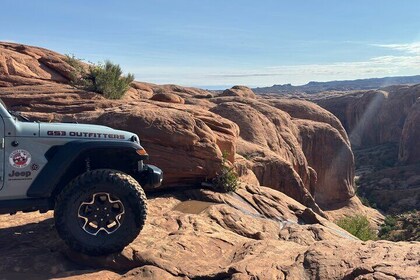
253,75,420,94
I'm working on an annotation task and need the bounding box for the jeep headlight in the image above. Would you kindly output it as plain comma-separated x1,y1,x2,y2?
130,135,140,143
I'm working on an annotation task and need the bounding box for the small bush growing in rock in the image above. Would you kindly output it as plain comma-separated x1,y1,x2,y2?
64,56,133,99
212,152,238,193
336,215,377,241
64,54,87,84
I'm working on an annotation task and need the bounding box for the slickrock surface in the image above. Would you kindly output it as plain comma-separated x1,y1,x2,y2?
1,185,418,280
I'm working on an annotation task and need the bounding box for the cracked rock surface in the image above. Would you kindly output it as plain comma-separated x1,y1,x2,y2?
1,185,419,280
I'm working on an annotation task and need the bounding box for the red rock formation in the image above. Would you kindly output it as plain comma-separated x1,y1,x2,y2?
0,42,370,216
399,98,420,164
0,185,417,280
308,87,420,214
294,119,355,206
0,42,72,86
261,98,355,207
3,41,417,280
219,85,256,99
150,92,185,104
313,86,420,150
263,98,350,143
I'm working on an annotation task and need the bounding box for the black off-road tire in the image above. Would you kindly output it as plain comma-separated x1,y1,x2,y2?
54,169,147,256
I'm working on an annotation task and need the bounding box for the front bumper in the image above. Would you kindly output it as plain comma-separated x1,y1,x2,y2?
142,164,163,188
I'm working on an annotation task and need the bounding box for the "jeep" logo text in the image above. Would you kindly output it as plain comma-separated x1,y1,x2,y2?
9,170,31,178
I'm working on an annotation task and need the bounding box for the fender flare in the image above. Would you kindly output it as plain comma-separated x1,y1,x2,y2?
27,140,147,198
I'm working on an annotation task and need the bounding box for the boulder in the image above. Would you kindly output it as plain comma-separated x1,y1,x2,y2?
219,85,256,99
150,92,185,104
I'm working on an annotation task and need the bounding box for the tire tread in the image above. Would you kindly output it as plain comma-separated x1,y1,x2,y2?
54,169,147,256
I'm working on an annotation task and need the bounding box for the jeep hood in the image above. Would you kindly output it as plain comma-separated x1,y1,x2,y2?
38,122,137,141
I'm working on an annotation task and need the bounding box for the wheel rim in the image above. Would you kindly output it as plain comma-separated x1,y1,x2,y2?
77,192,125,235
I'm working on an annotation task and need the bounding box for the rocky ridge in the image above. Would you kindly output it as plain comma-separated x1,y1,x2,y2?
0,42,374,218
0,42,417,279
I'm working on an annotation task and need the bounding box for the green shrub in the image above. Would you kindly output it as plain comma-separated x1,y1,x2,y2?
336,215,377,241
212,152,239,193
86,61,134,99
64,56,134,100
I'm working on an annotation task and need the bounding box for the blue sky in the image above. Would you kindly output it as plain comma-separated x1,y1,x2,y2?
1,0,420,89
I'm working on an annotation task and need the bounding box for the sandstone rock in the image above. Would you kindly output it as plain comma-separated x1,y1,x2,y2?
0,42,365,216
210,97,358,212
219,85,256,99
262,98,350,143
67,103,239,187
312,86,420,149
0,42,71,86
399,98,420,164
259,98,356,207
126,81,154,99
150,92,185,104
303,240,419,280
123,266,185,280
0,42,391,230
313,90,388,147
304,87,420,215
0,185,417,280
294,118,355,206
209,100,323,212
157,84,213,99
324,196,384,228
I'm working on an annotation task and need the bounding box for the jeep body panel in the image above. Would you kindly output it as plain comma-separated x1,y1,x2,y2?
39,122,134,140
27,140,149,198
0,103,163,205
0,119,143,199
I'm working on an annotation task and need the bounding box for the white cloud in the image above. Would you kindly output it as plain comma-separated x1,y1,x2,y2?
0,39,17,43
199,55,420,86
373,42,420,55
127,42,420,87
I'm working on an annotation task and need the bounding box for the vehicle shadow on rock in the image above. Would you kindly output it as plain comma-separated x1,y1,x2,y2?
0,217,135,279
